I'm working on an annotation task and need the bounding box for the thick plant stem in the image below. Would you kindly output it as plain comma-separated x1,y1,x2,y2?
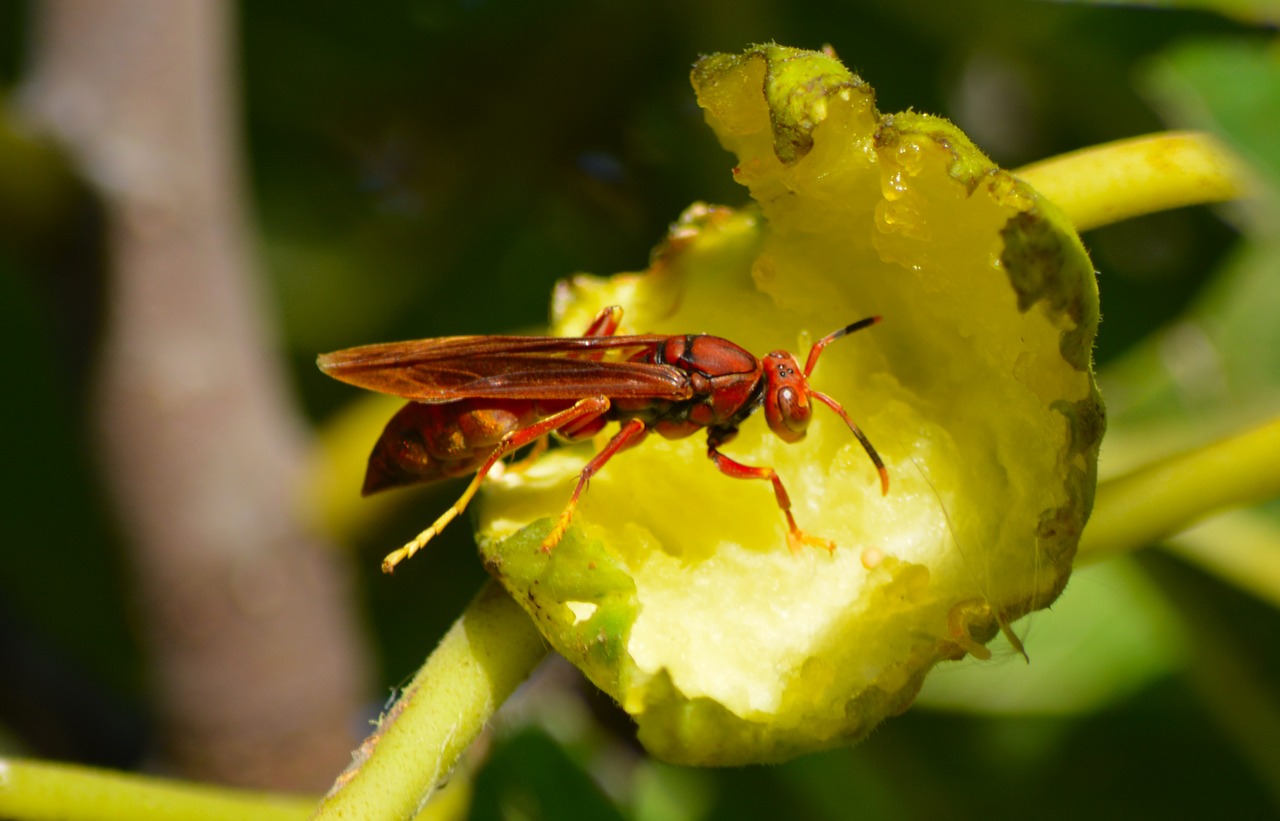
0,758,314,821
1016,131,1249,231
1079,417,1280,562
312,582,547,820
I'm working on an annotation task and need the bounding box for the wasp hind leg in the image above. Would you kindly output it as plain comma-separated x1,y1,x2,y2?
381,396,612,573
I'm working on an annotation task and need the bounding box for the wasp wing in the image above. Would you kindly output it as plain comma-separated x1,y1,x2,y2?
317,334,691,402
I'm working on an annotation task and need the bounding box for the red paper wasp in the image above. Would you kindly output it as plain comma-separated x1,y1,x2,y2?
318,306,888,572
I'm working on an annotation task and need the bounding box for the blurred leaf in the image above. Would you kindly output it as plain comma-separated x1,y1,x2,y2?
0,265,139,690
1065,0,1280,25
1099,37,1280,442
915,560,1185,714
1192,0,1280,24
0,101,85,254
1135,548,1280,802
632,762,715,821
1142,37,1280,213
469,726,626,821
1098,239,1280,445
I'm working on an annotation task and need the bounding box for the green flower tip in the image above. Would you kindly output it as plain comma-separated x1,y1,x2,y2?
477,44,1103,765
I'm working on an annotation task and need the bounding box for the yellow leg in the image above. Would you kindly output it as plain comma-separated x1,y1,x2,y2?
382,396,611,573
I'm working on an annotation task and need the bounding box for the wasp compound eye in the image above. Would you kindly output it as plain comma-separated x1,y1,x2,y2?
776,386,811,437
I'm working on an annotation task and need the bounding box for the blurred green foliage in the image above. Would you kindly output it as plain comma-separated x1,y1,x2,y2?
1,0,1277,818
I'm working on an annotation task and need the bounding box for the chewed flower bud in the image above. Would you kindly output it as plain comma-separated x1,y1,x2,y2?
476,44,1102,765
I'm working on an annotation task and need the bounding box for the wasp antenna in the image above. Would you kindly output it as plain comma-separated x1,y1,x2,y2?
810,390,889,494
803,315,881,376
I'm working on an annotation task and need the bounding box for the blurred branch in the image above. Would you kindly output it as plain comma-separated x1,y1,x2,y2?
1016,131,1249,232
314,582,546,820
19,0,369,789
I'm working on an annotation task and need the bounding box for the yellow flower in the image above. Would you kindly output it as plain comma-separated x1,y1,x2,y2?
477,44,1102,765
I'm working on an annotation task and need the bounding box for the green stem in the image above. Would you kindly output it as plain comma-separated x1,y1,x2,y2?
0,758,314,820
311,581,547,820
1078,416,1280,562
1016,131,1249,232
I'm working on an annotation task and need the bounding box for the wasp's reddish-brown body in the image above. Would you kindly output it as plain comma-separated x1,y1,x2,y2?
318,307,887,572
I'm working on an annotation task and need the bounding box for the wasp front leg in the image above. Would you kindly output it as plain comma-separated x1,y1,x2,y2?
705,428,835,555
